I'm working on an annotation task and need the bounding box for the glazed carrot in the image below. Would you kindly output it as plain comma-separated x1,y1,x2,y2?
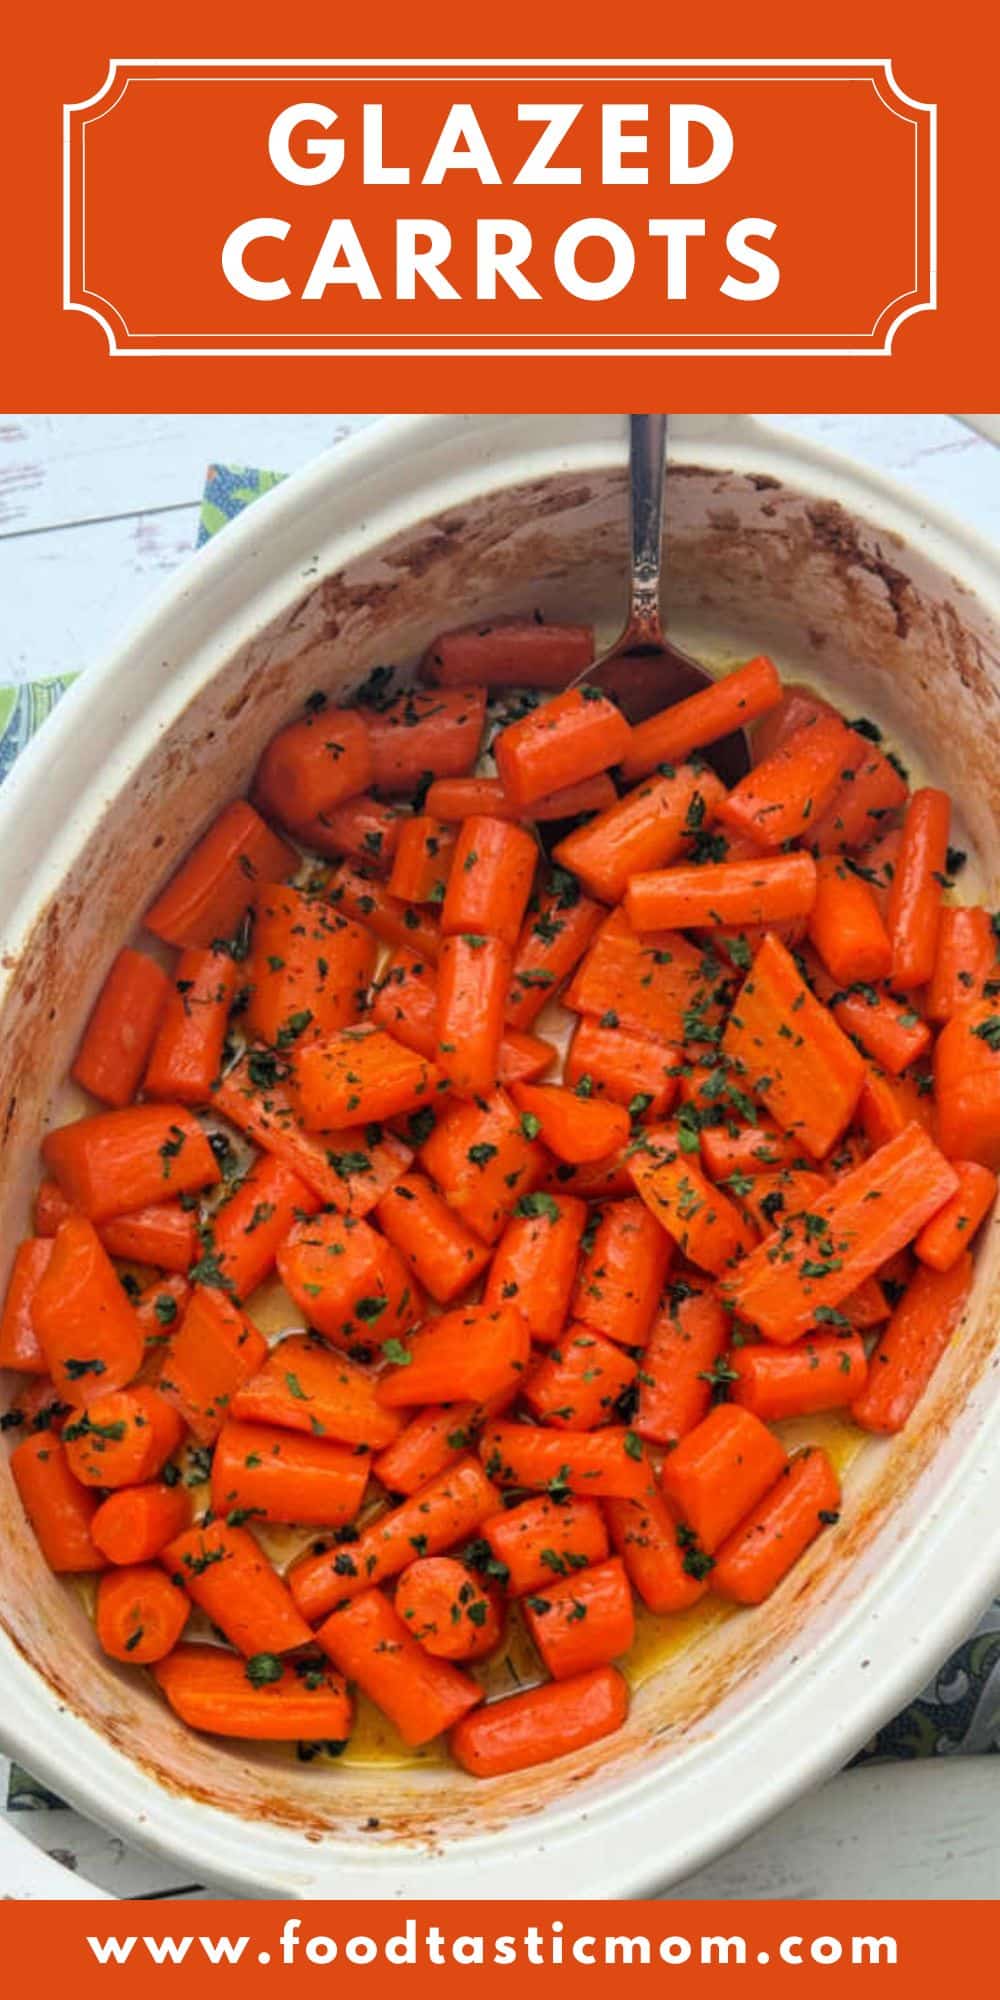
142,949,237,1105
421,616,593,689
158,1285,268,1445
737,1169,828,1239
605,1491,709,1613
42,1105,220,1221
372,945,554,1087
163,1518,313,1656
722,933,865,1158
32,1174,200,1274
212,1054,412,1215
854,827,903,922
807,856,893,985
0,1239,52,1373
145,801,297,951
628,852,817,935
915,1161,997,1272
722,1122,960,1343
886,788,951,988
571,1195,673,1346
826,1131,875,1177
31,1218,145,1404
253,707,373,829
565,908,727,1046
852,1072,928,1152
208,1154,321,1303
809,735,908,855
525,1555,634,1680
425,772,618,823
436,933,511,1097
154,1644,353,1742
11,1431,102,1572
450,1665,627,1777
494,686,632,814
806,955,932,1078
277,1210,419,1351
751,683,838,764
934,1003,1000,1168
564,1016,680,1120
712,1448,841,1605
373,1395,508,1496
482,1193,586,1343
620,657,782,783
245,889,376,1049
662,1404,788,1553
394,1557,503,1660
387,816,456,903
295,794,402,872
851,1254,974,1433
729,1333,868,1421
134,1276,191,1343
72,949,170,1108
510,1080,630,1165
482,1493,609,1596
318,1587,481,1745
843,1276,891,1330
63,1387,184,1489
505,878,603,1028
210,1417,370,1528
419,1089,547,1243
365,686,487,794
717,711,857,851
375,1172,492,1304
635,1275,729,1445
291,1025,442,1131
542,1149,635,1202
376,1305,530,1408
480,1422,653,1502
329,862,441,963
290,1458,499,1620
927,907,1000,1024
422,776,516,822
229,1334,401,1450
440,816,537,951
554,763,727,906
628,1129,755,1276
96,1564,190,1665
91,1481,191,1565
699,1117,804,1181
99,1201,199,1275
523,1325,636,1431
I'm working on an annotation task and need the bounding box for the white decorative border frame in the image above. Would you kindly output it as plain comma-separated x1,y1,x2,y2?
62,57,937,358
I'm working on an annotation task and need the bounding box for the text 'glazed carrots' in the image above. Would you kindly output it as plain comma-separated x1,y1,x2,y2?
2,631,992,1784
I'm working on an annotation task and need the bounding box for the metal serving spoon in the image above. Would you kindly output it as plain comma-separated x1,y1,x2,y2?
560,413,751,787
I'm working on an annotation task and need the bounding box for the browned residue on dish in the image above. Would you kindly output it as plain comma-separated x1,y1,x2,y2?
1,459,1000,1865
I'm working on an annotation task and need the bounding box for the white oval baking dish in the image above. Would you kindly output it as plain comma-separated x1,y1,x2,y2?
1,413,999,1901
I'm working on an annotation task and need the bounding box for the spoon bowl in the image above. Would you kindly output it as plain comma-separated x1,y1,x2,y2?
552,414,752,789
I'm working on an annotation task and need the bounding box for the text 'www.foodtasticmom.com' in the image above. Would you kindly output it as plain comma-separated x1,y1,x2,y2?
85,1919,898,1970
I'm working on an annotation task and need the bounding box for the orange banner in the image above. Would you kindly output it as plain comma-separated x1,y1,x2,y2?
0,0,997,409
63,60,934,360
0,1898,990,1992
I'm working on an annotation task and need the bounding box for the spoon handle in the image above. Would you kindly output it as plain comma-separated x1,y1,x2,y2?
626,413,667,648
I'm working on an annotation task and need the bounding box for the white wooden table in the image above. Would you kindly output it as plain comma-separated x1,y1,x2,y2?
2,411,999,1902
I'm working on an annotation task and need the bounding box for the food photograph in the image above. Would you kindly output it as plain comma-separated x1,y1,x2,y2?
1,411,999,1904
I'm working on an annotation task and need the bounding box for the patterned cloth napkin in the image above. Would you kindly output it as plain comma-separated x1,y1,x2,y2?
4,461,998,1815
